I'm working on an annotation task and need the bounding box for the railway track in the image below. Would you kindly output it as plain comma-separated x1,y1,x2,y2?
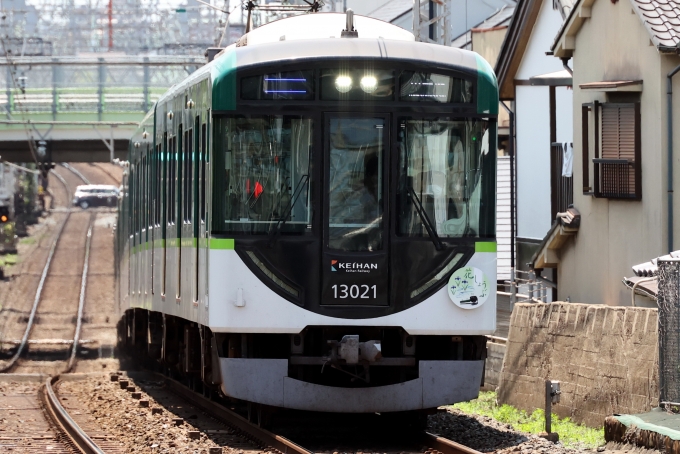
72,162,121,187
0,376,118,453
159,373,484,454
0,167,93,374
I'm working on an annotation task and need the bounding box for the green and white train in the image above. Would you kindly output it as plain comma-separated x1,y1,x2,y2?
116,12,498,414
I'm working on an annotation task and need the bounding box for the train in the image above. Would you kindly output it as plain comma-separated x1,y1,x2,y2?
115,11,498,418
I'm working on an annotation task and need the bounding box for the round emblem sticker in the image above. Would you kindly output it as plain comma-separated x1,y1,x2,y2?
448,266,490,309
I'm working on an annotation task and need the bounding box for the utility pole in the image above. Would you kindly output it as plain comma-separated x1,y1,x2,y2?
108,0,113,51
217,0,230,47
412,0,450,45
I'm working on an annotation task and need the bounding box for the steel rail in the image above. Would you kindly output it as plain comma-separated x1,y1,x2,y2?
90,163,121,186
420,432,484,454
58,164,95,373
66,216,93,372
160,373,482,454
0,170,72,372
161,375,312,454
42,376,105,454
61,163,92,185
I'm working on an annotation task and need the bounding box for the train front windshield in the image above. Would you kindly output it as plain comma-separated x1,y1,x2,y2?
212,62,496,311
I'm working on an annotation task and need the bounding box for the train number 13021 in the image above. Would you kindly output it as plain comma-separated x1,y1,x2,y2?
332,284,377,299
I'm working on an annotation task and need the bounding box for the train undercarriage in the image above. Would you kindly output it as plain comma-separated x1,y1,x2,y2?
120,308,487,422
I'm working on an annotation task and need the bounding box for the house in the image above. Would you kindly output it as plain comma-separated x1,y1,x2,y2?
542,0,680,305
494,0,576,295
359,0,517,282
358,0,516,43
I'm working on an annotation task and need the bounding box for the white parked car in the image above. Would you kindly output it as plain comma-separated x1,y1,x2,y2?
73,185,119,209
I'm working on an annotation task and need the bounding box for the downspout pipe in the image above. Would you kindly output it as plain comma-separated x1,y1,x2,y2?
667,63,680,253
561,58,573,76
501,101,516,271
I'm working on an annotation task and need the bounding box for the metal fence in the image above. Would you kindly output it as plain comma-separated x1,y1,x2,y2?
506,269,553,307
0,58,203,118
658,259,680,410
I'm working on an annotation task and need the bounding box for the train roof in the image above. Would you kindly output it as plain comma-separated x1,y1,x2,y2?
238,12,415,45
136,13,498,147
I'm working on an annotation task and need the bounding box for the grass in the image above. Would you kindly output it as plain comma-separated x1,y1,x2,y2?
450,391,605,450
0,254,18,267
19,237,35,245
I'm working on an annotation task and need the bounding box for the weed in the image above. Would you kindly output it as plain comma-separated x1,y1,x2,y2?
450,391,605,450
0,253,18,267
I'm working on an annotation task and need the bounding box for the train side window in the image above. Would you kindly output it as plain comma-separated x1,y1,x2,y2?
166,136,172,226
177,126,183,228
147,148,152,230
142,155,146,231
200,122,206,224
183,130,187,223
184,129,190,223
194,115,200,227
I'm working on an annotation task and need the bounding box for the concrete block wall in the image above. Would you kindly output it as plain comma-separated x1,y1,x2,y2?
483,340,507,391
497,303,659,428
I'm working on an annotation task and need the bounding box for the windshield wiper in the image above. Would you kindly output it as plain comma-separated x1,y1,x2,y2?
407,187,444,251
268,174,310,247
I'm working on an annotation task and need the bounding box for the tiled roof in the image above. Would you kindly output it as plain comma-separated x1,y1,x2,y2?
556,0,680,52
631,0,680,48
365,0,412,23
451,5,516,49
631,251,680,277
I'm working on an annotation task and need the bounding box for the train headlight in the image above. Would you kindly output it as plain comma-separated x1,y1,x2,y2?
360,75,377,94
335,75,352,93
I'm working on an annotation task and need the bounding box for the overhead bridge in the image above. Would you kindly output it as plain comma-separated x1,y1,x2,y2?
0,55,204,162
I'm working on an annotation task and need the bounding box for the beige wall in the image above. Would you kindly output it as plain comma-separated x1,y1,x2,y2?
471,27,511,131
557,0,677,305
472,27,507,67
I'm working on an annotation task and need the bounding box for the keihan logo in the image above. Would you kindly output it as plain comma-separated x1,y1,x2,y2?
331,260,338,272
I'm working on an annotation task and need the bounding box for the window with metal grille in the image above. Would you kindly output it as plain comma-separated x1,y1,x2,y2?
582,102,641,200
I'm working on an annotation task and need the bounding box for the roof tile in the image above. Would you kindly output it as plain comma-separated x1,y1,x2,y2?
632,0,680,47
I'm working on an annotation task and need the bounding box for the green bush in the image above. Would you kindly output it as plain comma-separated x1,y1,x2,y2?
451,391,604,449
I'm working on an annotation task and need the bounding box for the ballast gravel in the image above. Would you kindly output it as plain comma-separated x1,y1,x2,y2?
428,407,661,454
59,374,262,454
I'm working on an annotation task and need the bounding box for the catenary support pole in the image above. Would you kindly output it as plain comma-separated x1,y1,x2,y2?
667,63,680,252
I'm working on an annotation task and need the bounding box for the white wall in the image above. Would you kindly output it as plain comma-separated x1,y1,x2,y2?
515,0,568,80
516,85,551,240
556,86,573,145
515,0,574,241
497,156,512,280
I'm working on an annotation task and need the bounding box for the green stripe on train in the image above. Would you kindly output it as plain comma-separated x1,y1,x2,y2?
475,242,497,253
209,238,234,250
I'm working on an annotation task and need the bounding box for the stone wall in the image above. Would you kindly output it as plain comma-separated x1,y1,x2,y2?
497,303,659,428
483,340,507,391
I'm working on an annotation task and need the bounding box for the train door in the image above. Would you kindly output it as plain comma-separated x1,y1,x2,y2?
141,154,147,299
192,113,200,304
321,114,390,306
198,105,210,310
177,123,183,302
162,131,168,297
